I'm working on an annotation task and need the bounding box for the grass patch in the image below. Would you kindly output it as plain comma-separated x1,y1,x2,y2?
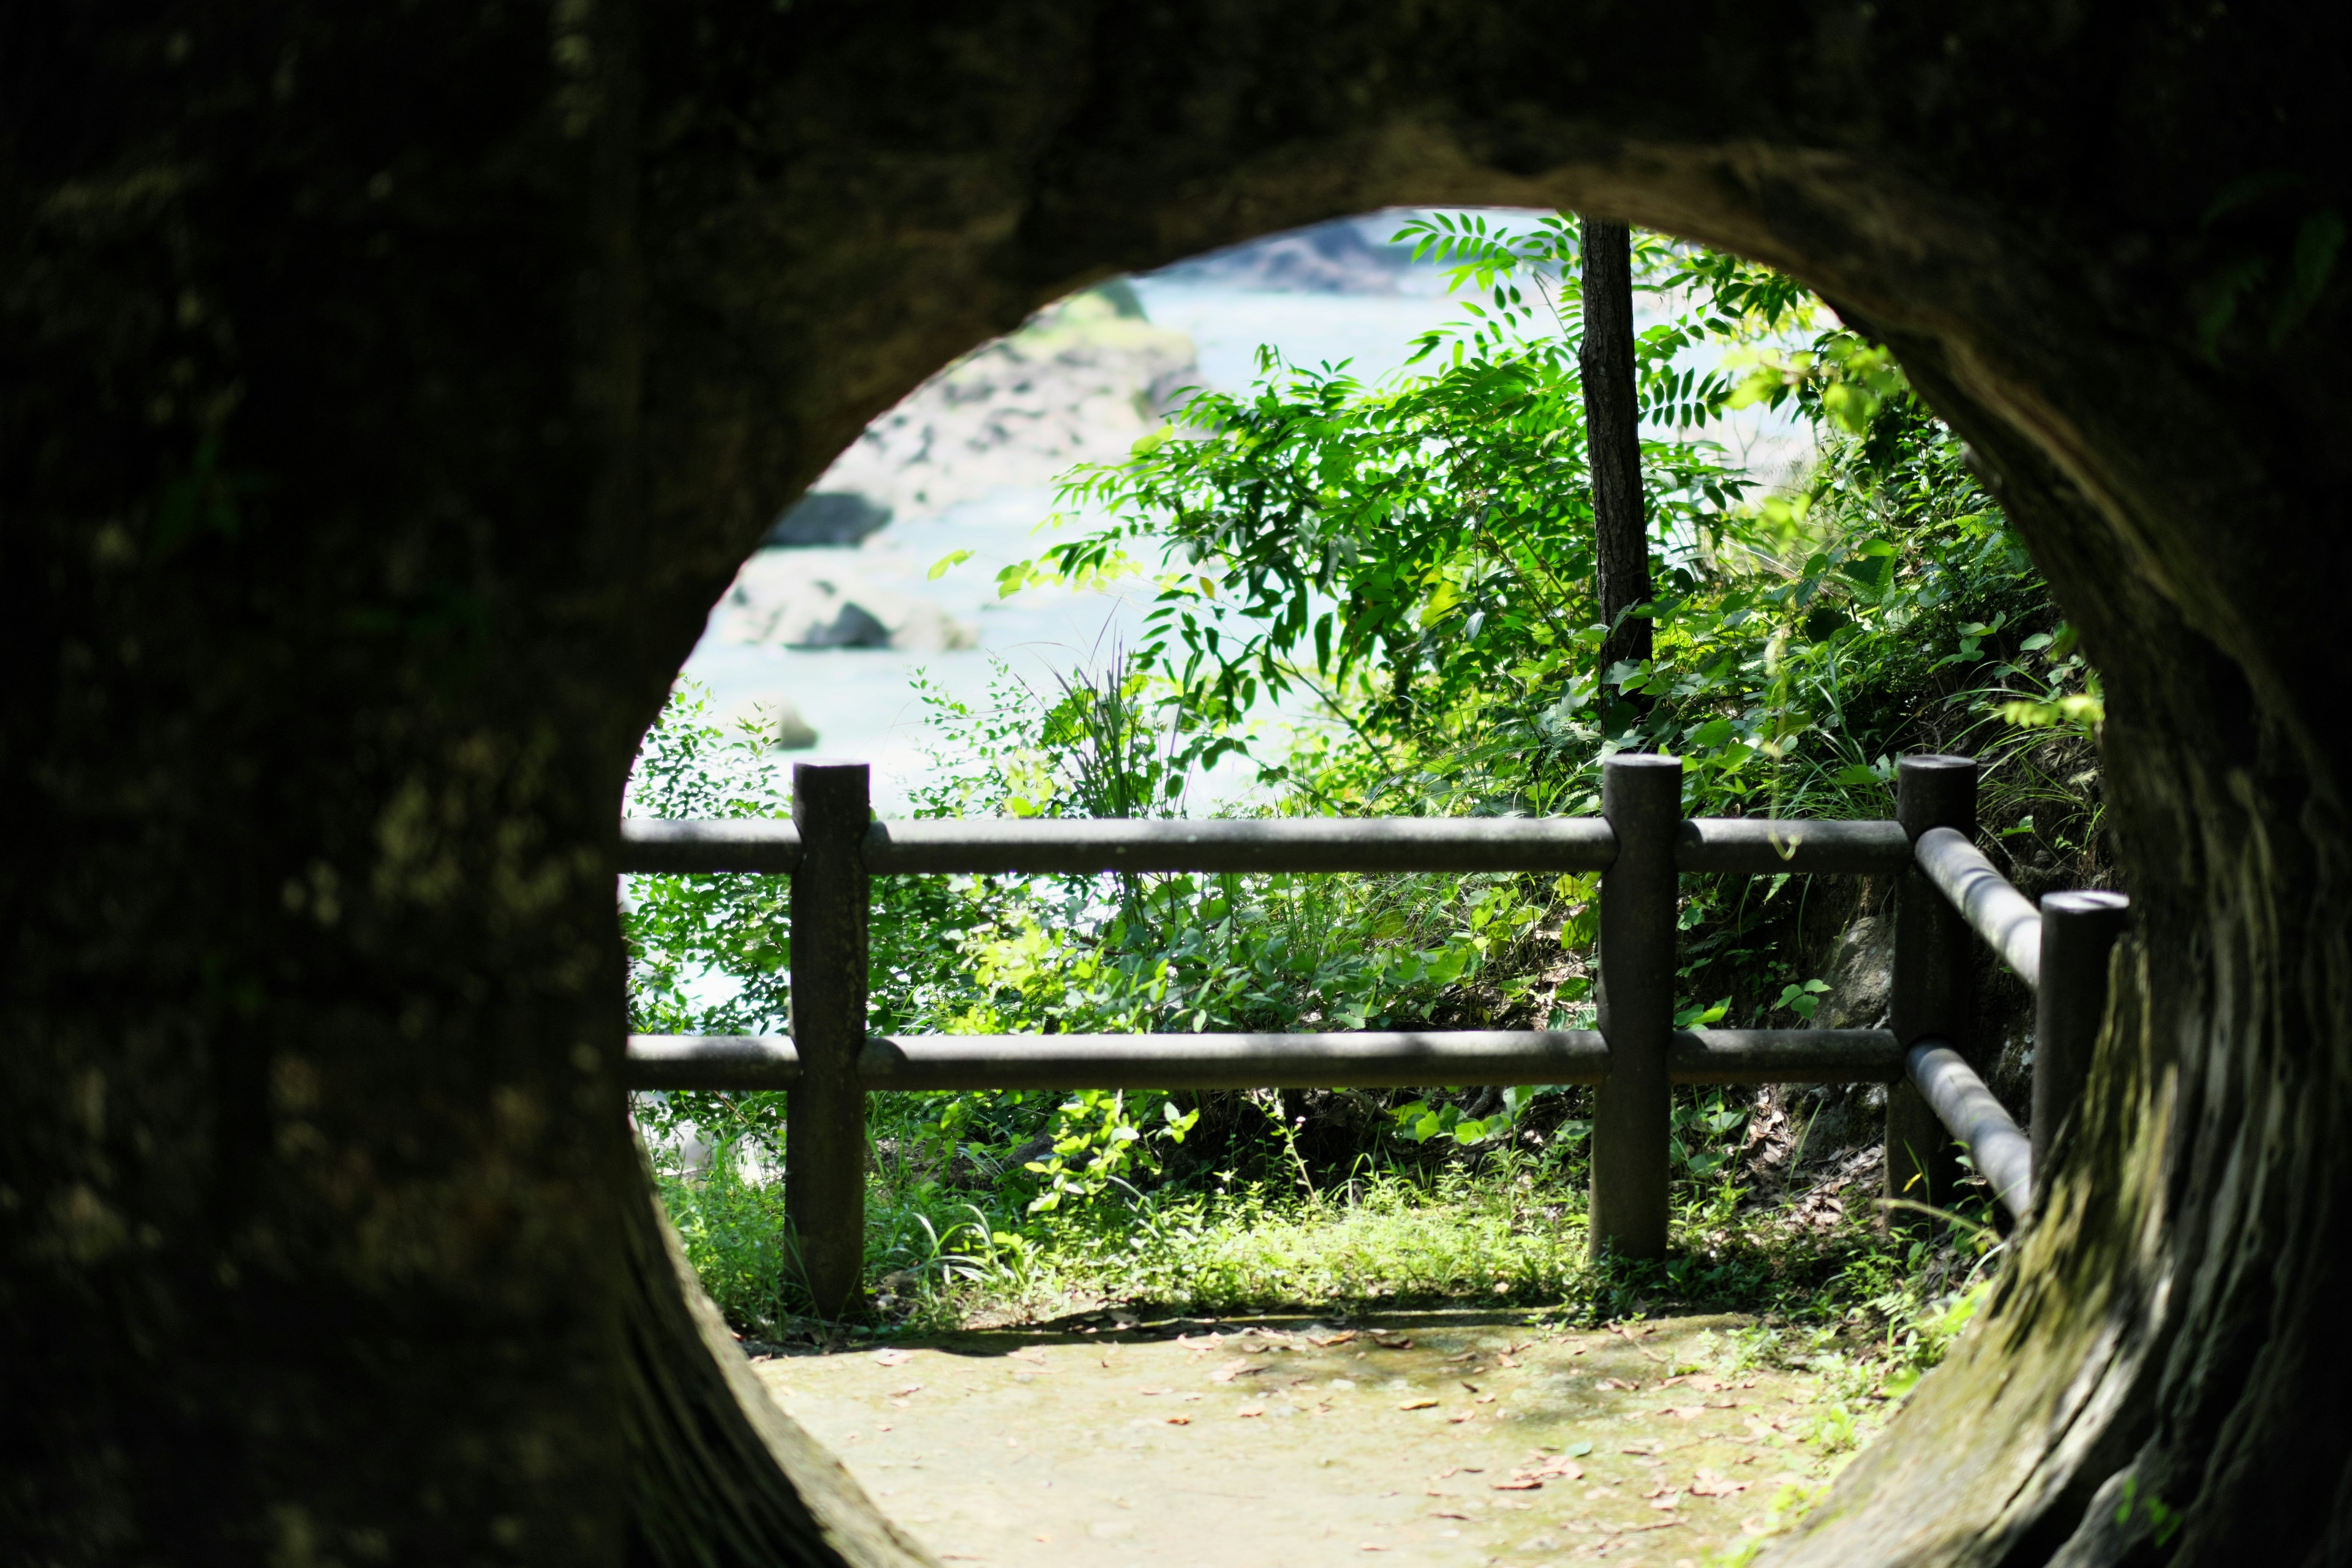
654,1133,1999,1387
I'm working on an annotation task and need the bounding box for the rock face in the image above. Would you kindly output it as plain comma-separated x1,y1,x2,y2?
1148,214,1426,294
759,491,893,548
716,553,976,653
810,285,1197,519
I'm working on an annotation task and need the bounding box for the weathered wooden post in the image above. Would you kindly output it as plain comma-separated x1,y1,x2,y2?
1591,752,1682,1261
2031,889,2130,1201
788,761,871,1318
1888,755,1978,1219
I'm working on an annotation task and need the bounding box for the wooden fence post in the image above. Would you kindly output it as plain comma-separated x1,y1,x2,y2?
1591,753,1682,1261
2032,890,2130,1201
788,761,870,1319
1888,754,1977,1221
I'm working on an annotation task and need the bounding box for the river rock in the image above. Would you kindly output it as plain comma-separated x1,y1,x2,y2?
760,491,893,548
773,701,820,750
716,552,976,652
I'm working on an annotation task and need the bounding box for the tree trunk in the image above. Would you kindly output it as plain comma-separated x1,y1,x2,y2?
1578,217,1653,693
6,3,2345,1564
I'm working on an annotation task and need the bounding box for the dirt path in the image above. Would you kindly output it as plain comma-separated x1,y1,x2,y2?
753,1310,1842,1566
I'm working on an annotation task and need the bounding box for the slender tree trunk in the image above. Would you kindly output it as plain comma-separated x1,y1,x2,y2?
1578,217,1653,693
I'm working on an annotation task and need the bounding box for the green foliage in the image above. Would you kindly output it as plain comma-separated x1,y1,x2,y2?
629,213,2100,1348
1032,216,2090,841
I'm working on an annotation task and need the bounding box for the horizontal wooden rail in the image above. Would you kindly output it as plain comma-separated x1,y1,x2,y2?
859,1030,1609,1090
623,818,802,874
1673,818,1910,875
1907,1037,2034,1221
1669,1028,1906,1085
619,814,1915,879
623,1027,1901,1093
1915,826,2041,987
622,755,2122,1305
863,817,1619,875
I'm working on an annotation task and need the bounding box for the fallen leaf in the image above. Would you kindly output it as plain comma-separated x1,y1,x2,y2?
1475,1393,1497,1405
1236,1404,1266,1418
1313,1331,1357,1347
1359,1546,1389,1553
1165,1415,1191,1426
1430,1510,1472,1520
1372,1334,1413,1350
890,1384,922,1398
1691,1479,1747,1497
1136,1387,1174,1397
1491,1479,1543,1491
1649,1494,1681,1511
1665,1405,1708,1420
1595,1378,1640,1392
872,1349,913,1367
1008,1347,1049,1365
1399,1398,1439,1411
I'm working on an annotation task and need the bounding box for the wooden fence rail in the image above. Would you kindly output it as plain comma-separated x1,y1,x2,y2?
620,754,2125,1317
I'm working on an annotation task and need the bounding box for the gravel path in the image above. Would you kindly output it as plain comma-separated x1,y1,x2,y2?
753,1310,1844,1567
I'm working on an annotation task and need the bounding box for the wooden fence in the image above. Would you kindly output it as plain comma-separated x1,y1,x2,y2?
620,754,2127,1317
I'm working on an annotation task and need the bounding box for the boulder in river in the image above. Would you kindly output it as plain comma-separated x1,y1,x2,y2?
760,491,893,549
717,553,976,653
